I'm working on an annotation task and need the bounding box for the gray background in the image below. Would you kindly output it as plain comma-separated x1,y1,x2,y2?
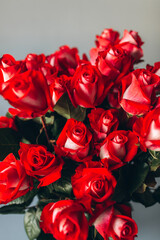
0,0,160,239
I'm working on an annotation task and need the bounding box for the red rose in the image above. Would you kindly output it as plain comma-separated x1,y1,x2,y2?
19,143,64,187
96,45,132,83
147,61,160,77
93,205,138,240
40,200,88,240
90,28,120,65
100,130,138,171
0,153,33,204
49,75,67,106
0,70,52,118
120,69,160,116
119,29,144,62
25,53,46,70
133,107,160,151
88,108,119,142
55,118,93,162
66,62,111,108
47,45,80,76
0,54,26,84
71,161,116,211
25,53,58,86
0,116,17,130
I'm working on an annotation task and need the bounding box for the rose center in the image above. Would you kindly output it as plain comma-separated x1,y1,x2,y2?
113,134,124,143
90,178,105,198
103,114,112,125
59,218,75,236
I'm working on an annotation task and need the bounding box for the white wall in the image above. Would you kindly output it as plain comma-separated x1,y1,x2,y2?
0,0,160,239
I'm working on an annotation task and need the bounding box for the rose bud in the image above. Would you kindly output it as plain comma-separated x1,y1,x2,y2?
100,130,138,171
25,53,46,70
0,70,52,118
0,54,26,84
88,108,119,142
55,118,93,162
47,45,80,76
93,205,138,240
90,28,120,65
120,69,160,116
133,107,160,152
96,45,132,83
40,200,88,240
49,75,67,106
25,53,58,86
0,116,17,131
66,62,112,108
71,161,117,211
0,153,33,204
146,61,160,77
18,143,64,187
119,29,144,62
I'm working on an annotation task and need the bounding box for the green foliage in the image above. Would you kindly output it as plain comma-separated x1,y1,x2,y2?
112,157,149,203
132,187,157,207
148,150,160,171
24,207,41,240
15,117,41,144
0,128,20,161
9,186,38,206
54,93,86,121
0,204,25,214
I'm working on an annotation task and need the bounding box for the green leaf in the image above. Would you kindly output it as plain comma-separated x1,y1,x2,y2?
94,231,104,240
148,150,160,171
15,117,41,144
24,207,41,240
132,187,156,207
112,159,149,202
54,93,86,121
0,204,25,214
9,187,38,206
0,128,20,161
51,177,73,197
129,161,149,195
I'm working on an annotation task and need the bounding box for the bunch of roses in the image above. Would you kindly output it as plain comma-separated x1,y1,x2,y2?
0,28,159,240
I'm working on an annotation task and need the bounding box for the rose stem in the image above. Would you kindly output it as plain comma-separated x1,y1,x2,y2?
40,116,51,146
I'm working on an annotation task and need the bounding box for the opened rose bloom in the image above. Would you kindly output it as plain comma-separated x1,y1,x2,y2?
18,142,64,187
120,69,160,116
0,70,52,118
0,153,33,204
0,54,26,83
133,107,160,151
93,205,138,240
66,62,112,108
119,29,144,62
88,108,119,142
55,118,93,162
100,130,138,170
47,45,80,76
40,200,88,240
71,161,116,212
90,28,120,65
96,45,132,84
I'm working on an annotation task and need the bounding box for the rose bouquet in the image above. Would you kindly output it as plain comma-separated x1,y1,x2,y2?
0,28,160,240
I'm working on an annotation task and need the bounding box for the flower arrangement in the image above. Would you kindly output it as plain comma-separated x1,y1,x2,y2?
0,28,160,240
